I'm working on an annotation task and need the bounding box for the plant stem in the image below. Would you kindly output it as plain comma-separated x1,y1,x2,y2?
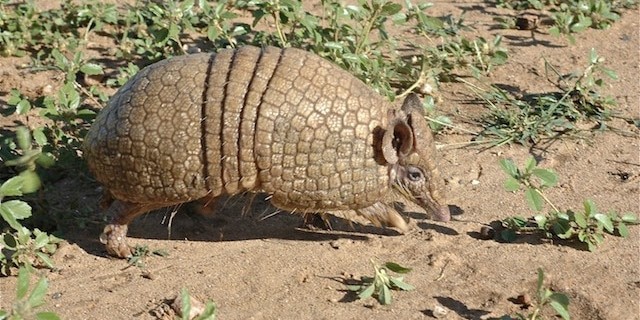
535,188,560,213
271,1,288,47
355,5,380,55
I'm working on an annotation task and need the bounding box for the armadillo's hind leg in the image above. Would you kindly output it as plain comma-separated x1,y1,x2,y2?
99,197,165,258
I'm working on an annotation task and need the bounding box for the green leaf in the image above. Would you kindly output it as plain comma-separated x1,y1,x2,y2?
34,230,50,248
571,17,592,32
181,288,192,320
617,223,629,238
499,159,518,178
0,176,25,197
536,268,544,299
601,67,618,80
380,3,402,16
594,213,614,233
534,214,547,228
549,293,571,320
524,188,543,211
380,282,392,305
582,199,597,216
19,170,42,194
1,201,31,231
524,157,537,173
532,168,557,187
28,277,49,308
345,284,363,292
389,277,414,291
17,267,30,299
1,200,32,220
384,262,412,274
358,283,375,300
33,128,48,146
35,252,56,269
80,63,103,75
573,211,587,229
36,312,61,320
504,177,520,192
621,213,638,224
7,89,22,105
17,99,31,114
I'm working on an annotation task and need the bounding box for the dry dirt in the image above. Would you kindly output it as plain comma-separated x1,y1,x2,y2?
0,1,639,319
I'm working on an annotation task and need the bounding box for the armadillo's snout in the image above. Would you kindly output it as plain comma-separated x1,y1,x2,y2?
416,196,450,222
434,205,451,222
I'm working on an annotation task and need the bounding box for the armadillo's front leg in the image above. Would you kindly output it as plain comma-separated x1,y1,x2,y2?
99,199,163,258
356,202,409,232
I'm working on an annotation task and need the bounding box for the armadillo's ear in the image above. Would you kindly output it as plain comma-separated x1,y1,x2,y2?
382,110,414,165
400,93,426,116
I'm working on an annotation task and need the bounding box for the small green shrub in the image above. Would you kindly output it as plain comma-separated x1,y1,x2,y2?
1,176,61,276
499,157,638,251
473,49,619,146
498,268,570,320
0,267,61,320
345,260,414,305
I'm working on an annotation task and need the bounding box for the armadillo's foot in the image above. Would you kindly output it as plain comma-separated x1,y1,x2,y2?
302,213,333,230
100,223,133,258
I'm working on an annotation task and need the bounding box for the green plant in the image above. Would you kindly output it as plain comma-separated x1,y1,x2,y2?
105,62,140,87
474,49,618,146
0,176,61,276
0,267,61,320
497,268,570,320
491,0,634,43
126,245,169,268
499,157,638,251
178,288,217,320
345,260,414,305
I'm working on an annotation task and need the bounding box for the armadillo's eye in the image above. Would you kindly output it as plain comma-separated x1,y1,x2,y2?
406,166,424,182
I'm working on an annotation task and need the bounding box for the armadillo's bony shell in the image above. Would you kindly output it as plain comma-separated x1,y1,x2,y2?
84,46,393,212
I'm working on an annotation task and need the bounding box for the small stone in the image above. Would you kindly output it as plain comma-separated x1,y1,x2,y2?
471,179,480,185
432,304,448,318
171,292,205,320
479,226,495,240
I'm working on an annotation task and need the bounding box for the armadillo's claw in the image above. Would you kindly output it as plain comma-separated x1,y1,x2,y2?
302,213,333,231
100,224,133,258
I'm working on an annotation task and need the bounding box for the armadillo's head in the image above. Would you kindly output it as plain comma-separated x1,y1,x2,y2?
379,94,450,222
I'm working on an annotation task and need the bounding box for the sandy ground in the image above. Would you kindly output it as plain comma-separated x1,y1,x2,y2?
0,1,638,319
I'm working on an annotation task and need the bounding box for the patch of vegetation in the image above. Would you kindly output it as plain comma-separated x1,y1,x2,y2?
498,157,638,251
126,245,169,268
345,260,414,305
0,0,508,100
472,49,619,146
491,0,636,43
0,175,61,276
1,128,61,275
495,268,570,320
0,267,61,320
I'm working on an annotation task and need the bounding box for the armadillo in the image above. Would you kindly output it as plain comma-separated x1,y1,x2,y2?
84,45,450,258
